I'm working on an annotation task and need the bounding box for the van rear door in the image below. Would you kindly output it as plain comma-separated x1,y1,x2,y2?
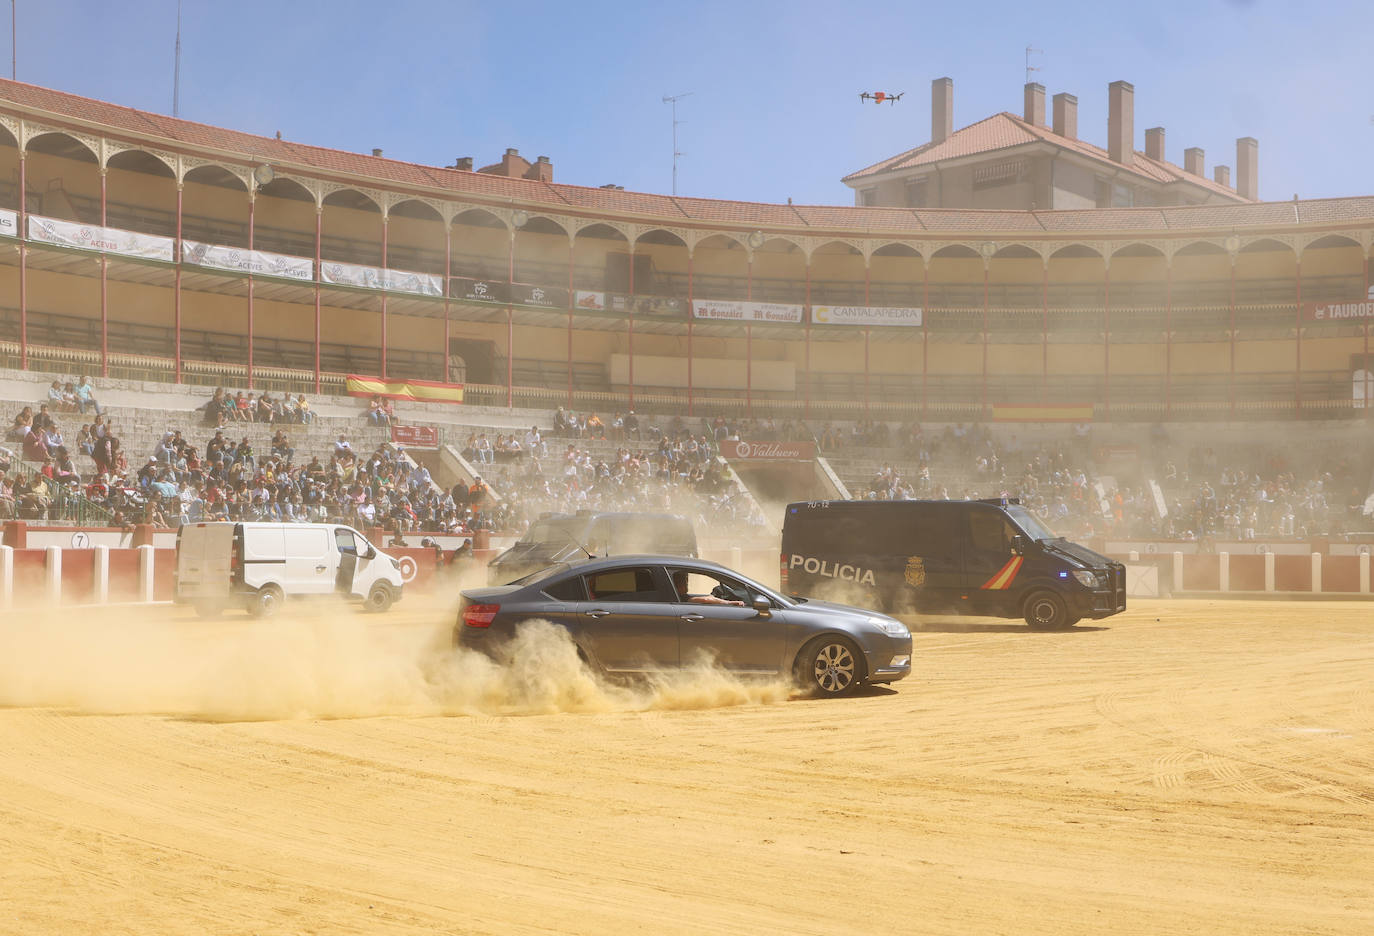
175,523,234,599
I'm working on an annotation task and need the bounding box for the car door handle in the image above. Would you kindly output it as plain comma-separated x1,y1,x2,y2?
315,565,327,572
679,613,704,622
585,609,611,618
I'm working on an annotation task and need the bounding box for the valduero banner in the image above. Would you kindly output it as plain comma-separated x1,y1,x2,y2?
509,282,568,309
691,299,804,323
28,214,174,262
1305,298,1374,322
346,374,464,404
812,305,923,327
608,294,687,318
182,239,313,281
451,277,509,304
725,440,816,459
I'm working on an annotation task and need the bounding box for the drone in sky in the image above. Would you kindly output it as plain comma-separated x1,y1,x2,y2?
859,91,904,105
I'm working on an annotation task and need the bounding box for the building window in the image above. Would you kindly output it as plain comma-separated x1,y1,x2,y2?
972,159,1026,190
905,178,928,208
860,188,878,207
1111,183,1134,208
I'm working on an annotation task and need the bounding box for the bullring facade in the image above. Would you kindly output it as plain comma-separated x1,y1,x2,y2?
0,77,1370,421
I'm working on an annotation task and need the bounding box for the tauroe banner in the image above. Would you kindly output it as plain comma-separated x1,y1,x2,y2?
691,299,804,324
1305,300,1374,323
812,305,923,327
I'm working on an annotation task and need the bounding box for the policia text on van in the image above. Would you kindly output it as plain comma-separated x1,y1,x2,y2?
781,499,1125,629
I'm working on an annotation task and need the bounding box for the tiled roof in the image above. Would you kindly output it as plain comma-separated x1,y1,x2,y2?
843,111,1247,202
1,79,1370,241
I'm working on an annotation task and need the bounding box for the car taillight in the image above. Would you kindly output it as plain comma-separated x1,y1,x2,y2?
462,603,499,628
779,552,789,591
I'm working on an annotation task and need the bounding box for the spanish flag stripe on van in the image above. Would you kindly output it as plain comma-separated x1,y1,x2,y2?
980,556,1024,590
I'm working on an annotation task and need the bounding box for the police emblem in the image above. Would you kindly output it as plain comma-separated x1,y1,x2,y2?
904,556,926,587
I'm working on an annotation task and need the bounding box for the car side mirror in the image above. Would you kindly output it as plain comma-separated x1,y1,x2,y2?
1011,534,1027,555
365,546,377,559
752,596,772,617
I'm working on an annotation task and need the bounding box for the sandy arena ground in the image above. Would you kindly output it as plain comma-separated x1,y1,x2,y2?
1,596,1371,935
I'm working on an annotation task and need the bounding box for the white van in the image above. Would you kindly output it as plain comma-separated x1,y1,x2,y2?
174,522,406,617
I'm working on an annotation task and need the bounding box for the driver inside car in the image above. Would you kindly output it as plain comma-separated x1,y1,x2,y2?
672,570,746,606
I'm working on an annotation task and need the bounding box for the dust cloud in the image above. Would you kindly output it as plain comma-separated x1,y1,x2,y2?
0,603,790,722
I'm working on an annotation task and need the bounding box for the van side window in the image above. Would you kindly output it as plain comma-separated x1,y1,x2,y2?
968,512,1013,554
334,528,357,554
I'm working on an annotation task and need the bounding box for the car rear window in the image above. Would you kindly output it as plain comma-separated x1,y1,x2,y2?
542,577,585,601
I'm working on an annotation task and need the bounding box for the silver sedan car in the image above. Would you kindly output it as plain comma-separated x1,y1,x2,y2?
455,555,912,697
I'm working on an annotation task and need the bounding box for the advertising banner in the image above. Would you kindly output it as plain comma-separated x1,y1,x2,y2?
390,425,440,447
1305,299,1374,323
691,299,804,324
510,282,568,309
346,374,464,404
451,277,509,304
181,239,313,280
321,261,442,296
991,403,1094,422
811,305,923,327
724,440,816,460
610,293,687,318
574,290,607,311
28,214,174,262
0,209,16,237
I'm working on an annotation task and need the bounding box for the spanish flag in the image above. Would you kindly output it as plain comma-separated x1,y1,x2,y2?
346,374,464,404
980,556,1024,590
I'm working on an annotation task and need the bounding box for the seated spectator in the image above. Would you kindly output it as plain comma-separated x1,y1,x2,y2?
271,429,296,466
47,380,67,411
74,376,104,416
61,381,79,412
8,408,33,443
367,395,385,425
234,391,251,421
22,426,48,461
257,392,277,425
295,394,314,424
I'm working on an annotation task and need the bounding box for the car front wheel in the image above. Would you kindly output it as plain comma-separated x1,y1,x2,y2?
796,636,864,697
364,583,394,613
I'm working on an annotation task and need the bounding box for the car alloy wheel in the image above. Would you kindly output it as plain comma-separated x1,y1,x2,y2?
807,638,860,697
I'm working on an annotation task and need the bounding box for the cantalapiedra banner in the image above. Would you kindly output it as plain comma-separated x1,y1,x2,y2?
181,240,313,280
346,375,464,404
28,215,174,261
812,305,923,327
691,299,803,323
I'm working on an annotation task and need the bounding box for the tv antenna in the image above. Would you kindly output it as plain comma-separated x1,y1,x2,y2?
662,91,692,196
1025,45,1043,84
172,0,182,117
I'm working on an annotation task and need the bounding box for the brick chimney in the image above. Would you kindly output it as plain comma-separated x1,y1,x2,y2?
932,77,953,145
1184,147,1205,177
1236,137,1258,200
1107,80,1134,165
1144,127,1165,162
524,155,553,183
1052,92,1077,140
1214,165,1231,188
372,148,383,157
454,157,473,171
1023,82,1045,127
478,147,533,178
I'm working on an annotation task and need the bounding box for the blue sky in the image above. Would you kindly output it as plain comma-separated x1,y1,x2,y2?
12,0,1374,205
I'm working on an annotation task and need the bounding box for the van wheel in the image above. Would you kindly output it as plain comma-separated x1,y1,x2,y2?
193,601,223,620
1024,590,1075,630
364,583,394,613
795,636,865,698
248,584,284,619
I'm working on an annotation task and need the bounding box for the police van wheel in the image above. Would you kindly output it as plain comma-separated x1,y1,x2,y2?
249,584,284,619
1024,590,1073,630
795,636,865,697
364,583,394,613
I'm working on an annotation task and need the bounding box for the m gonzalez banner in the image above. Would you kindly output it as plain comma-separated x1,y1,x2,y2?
691,299,803,323
812,305,923,327
182,239,313,280
28,214,174,262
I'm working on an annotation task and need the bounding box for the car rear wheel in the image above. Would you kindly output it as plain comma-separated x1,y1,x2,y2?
364,583,394,613
1023,590,1077,630
248,584,284,619
796,636,865,697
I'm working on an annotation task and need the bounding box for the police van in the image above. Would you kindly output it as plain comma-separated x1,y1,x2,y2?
780,499,1125,629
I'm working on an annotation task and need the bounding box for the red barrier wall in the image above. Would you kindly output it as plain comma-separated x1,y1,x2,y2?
1325,556,1361,593
1274,555,1313,592
1182,556,1220,591
107,549,142,603
1228,555,1266,592
11,549,47,609
60,549,96,605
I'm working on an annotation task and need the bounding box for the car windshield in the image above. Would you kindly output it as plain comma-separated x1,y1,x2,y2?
519,518,591,554
1005,505,1058,542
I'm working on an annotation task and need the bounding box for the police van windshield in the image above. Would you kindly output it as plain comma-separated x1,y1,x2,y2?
1005,505,1058,541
